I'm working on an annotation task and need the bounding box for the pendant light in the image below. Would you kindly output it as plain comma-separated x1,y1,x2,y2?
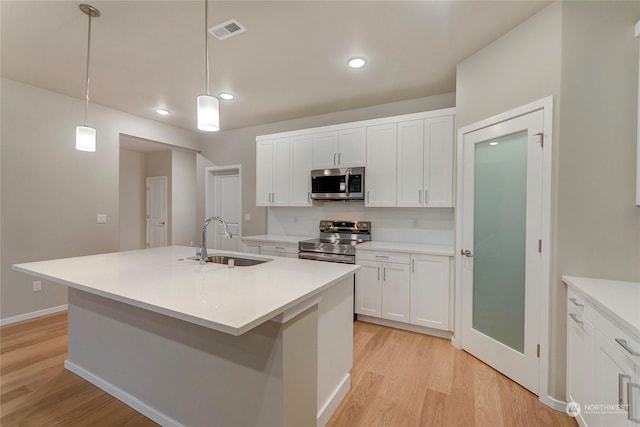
197,0,220,132
76,4,100,152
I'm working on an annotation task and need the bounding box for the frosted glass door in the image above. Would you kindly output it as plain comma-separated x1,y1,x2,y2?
460,108,544,395
472,131,527,353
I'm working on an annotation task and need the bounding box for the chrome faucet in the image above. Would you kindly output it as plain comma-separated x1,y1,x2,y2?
199,216,233,264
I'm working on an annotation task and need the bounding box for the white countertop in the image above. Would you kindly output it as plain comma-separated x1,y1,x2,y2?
357,241,455,256
13,246,358,336
563,276,640,337
241,234,311,244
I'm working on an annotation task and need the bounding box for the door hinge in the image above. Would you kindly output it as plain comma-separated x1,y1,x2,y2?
146,214,150,219
147,186,149,191
538,239,542,253
536,344,541,358
534,132,544,148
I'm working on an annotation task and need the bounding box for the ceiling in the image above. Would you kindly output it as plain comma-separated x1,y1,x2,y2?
1,1,549,133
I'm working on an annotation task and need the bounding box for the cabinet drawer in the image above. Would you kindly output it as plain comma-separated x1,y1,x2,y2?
596,309,640,367
567,289,595,325
356,250,410,264
261,243,298,254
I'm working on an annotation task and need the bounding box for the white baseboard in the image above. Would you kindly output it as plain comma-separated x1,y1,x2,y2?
542,394,569,412
0,304,67,326
64,360,183,427
317,373,350,427
357,315,454,340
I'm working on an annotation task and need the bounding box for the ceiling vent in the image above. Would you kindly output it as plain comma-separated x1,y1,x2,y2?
208,19,246,40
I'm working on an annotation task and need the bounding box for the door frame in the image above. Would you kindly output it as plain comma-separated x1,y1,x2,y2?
204,165,242,248
454,96,554,406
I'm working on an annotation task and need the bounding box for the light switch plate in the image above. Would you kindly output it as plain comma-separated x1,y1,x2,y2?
33,280,42,292
244,213,251,221
97,214,107,224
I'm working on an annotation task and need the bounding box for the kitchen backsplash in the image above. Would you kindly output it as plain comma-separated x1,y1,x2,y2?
267,204,455,246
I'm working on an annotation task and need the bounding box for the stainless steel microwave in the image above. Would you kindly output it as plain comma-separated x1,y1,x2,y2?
310,167,364,201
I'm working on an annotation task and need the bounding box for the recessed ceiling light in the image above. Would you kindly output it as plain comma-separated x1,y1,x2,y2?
219,93,234,101
347,57,366,69
489,141,499,146
155,109,169,116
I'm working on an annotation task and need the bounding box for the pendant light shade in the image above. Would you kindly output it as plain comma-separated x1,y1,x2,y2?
76,125,96,152
197,0,220,132
197,95,219,131
76,4,100,152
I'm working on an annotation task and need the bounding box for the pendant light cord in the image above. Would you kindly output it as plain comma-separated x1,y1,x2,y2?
84,12,93,126
205,0,210,96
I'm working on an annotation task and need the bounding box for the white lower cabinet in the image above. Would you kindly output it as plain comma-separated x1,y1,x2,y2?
410,254,450,330
565,283,640,427
242,241,298,258
356,248,452,333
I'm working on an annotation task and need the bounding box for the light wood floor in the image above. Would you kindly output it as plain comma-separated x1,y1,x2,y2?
1,312,576,426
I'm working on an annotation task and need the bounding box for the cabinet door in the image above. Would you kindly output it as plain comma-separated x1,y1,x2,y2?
355,260,381,317
597,330,634,427
396,120,424,207
366,123,397,207
271,137,290,205
566,310,597,426
338,128,366,167
256,140,274,206
381,262,410,323
289,134,313,206
242,243,261,254
424,115,454,207
313,131,339,169
410,254,450,330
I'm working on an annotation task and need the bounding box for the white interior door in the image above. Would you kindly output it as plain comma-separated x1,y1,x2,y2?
460,110,544,395
146,176,167,248
206,167,242,252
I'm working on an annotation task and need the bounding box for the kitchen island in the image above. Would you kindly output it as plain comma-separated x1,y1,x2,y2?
13,246,358,427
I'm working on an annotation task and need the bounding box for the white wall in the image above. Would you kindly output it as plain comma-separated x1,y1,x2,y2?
171,150,197,246
455,1,640,401
118,148,146,251
268,206,454,246
1,78,202,321
200,93,456,238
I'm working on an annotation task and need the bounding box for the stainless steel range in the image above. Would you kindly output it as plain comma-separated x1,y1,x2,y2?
298,220,371,264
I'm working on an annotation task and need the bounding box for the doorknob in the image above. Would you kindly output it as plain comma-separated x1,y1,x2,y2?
461,249,473,257
160,221,166,225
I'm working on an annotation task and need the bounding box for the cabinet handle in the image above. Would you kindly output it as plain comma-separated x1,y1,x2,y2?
568,313,583,326
275,246,285,250
412,259,415,273
620,374,632,406
615,338,640,356
367,191,370,204
375,255,389,260
383,267,386,281
377,267,380,281
629,383,640,423
418,190,422,204
308,192,311,203
333,153,337,165
338,152,342,164
424,190,429,205
569,297,584,307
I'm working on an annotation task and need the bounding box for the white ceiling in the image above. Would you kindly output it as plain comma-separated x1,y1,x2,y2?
1,1,549,133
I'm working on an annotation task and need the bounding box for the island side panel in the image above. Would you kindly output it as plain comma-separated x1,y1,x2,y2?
66,288,320,427
317,275,354,426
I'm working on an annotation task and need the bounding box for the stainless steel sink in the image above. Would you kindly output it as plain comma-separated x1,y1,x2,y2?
187,254,271,267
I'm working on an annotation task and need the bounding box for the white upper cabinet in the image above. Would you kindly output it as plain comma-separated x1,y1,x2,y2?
256,139,275,206
256,137,292,206
396,115,455,208
366,123,397,207
337,128,366,168
312,128,366,169
312,131,339,169
424,115,454,207
397,120,424,207
289,134,313,206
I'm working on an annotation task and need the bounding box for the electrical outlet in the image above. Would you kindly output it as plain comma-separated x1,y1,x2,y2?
33,280,42,292
244,213,251,221
97,214,107,224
